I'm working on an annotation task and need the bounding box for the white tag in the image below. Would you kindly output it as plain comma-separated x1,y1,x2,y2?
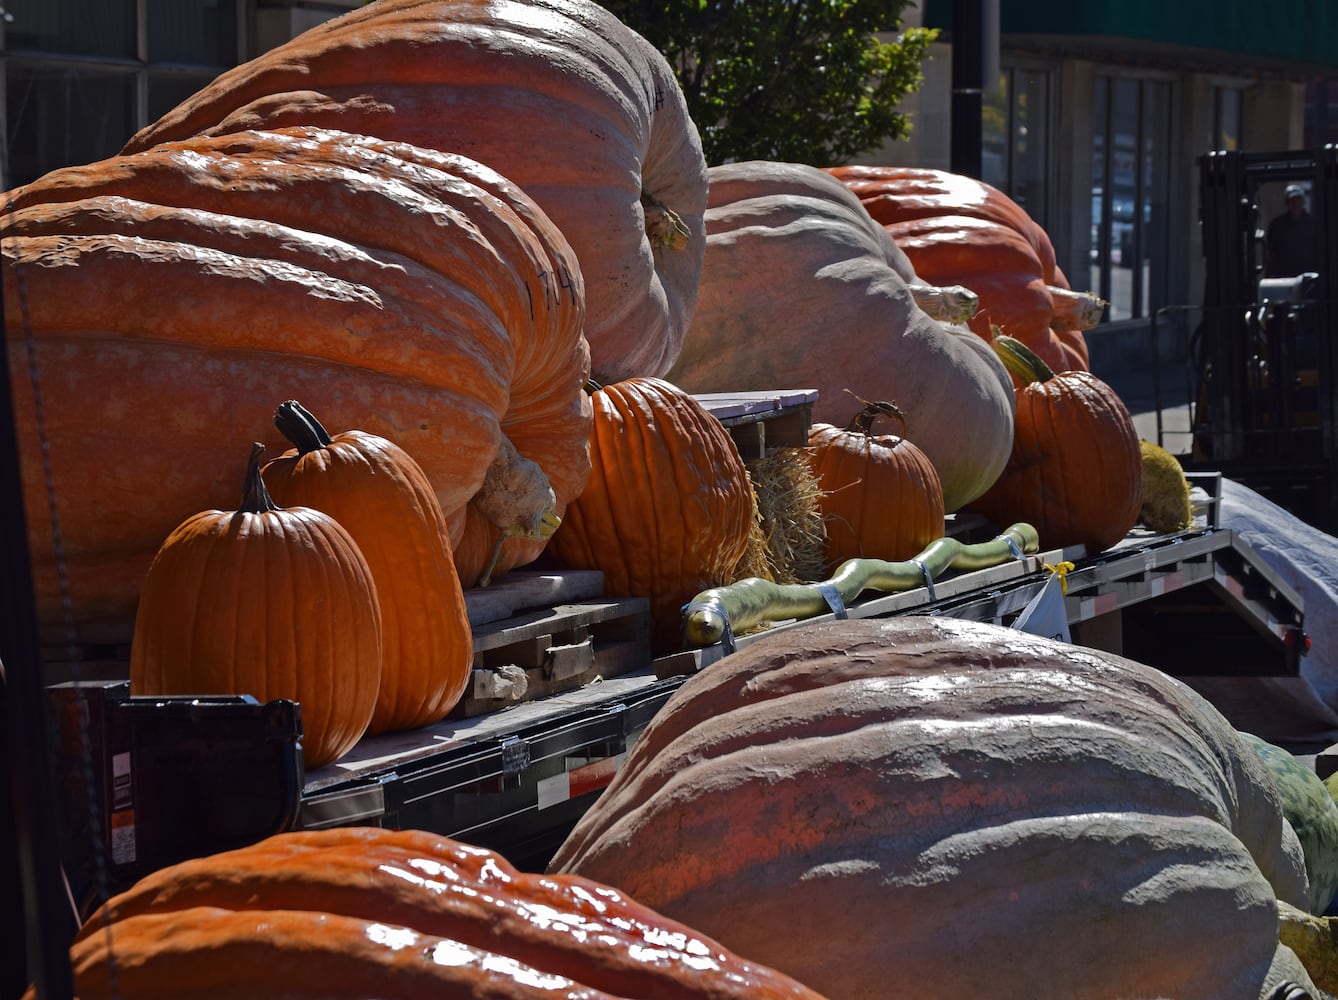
1013,572,1072,643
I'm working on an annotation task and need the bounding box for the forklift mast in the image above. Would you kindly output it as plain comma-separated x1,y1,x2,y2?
1193,146,1338,532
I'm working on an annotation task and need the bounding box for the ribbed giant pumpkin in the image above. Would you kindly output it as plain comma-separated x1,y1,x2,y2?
827,165,1098,375
262,400,471,736
546,378,753,653
121,0,708,385
49,826,823,1000
5,126,590,627
665,160,1015,513
551,616,1313,1000
967,335,1142,554
130,444,381,769
807,400,945,571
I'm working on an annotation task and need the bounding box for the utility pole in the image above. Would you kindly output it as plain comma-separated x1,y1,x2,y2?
950,0,998,180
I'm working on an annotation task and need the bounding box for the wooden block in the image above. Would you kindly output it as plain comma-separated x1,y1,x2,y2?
451,597,651,718
464,569,605,627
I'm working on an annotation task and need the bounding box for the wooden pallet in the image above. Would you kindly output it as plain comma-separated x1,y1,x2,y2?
694,389,818,460
452,596,651,719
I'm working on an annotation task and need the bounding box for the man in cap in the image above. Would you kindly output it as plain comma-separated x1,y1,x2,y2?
1264,183,1321,278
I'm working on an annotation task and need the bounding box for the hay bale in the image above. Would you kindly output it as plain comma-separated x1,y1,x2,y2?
737,447,826,585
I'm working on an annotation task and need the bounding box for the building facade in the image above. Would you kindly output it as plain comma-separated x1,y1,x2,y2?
876,0,1338,374
6,0,1338,373
0,0,358,191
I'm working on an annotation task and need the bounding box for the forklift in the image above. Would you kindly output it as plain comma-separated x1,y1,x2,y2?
1190,145,1338,532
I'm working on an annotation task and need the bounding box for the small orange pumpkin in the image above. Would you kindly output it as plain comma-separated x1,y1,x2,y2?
808,400,945,571
262,400,472,736
546,377,754,652
130,443,381,768
967,336,1142,554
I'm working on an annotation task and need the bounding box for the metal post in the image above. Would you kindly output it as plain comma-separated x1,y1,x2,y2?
2,273,74,995
950,0,984,179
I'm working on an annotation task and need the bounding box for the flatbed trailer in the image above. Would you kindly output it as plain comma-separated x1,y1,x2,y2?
47,473,1308,916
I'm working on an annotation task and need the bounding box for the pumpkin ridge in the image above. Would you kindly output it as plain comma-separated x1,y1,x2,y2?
121,0,707,385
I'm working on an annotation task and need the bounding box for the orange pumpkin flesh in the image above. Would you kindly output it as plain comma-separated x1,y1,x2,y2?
5,125,590,626
546,377,754,653
967,336,1142,554
121,0,708,385
827,164,1094,375
807,401,945,570
59,827,823,1000
129,444,381,768
262,400,472,736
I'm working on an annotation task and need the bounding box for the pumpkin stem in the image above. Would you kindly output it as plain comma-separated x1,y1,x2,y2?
240,442,281,514
846,400,908,440
273,399,333,455
641,191,690,250
992,333,1056,385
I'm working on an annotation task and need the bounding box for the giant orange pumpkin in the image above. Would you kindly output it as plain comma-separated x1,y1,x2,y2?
263,400,472,735
51,826,824,999
967,336,1142,554
130,444,382,768
807,400,945,570
121,0,708,385
4,126,590,626
827,165,1097,375
546,377,754,653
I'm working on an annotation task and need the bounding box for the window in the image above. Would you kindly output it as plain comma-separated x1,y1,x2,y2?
1304,78,1338,147
982,65,1052,230
2,0,240,189
1089,75,1172,322
1211,85,1243,152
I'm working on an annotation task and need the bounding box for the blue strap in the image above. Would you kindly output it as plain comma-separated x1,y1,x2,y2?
816,582,848,619
1005,534,1028,564
682,599,737,654
912,559,937,601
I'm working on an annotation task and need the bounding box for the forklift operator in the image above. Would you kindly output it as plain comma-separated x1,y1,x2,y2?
1264,184,1321,278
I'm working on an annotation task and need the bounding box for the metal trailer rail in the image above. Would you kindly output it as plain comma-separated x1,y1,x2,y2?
48,501,1308,922
676,523,1306,680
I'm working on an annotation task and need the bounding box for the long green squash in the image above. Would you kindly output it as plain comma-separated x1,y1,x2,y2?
682,523,1039,647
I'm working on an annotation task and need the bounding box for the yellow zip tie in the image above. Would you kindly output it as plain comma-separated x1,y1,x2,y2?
1043,561,1076,595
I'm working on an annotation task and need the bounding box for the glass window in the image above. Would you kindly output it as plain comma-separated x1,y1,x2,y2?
5,62,138,188
3,2,242,187
980,64,1051,230
1010,68,1049,226
1141,82,1171,318
1090,75,1173,323
148,71,219,122
1212,87,1242,152
3,0,137,60
147,0,238,66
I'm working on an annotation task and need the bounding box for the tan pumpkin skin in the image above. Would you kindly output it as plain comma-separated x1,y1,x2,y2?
546,377,753,653
665,161,1015,513
4,126,590,624
129,448,381,769
121,0,708,385
551,616,1310,1000
54,827,824,1000
262,404,472,736
807,410,945,570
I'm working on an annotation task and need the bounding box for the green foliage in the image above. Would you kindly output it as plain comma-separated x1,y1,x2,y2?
602,0,937,166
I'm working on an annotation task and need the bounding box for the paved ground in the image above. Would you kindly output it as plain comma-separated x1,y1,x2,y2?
1099,360,1197,457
